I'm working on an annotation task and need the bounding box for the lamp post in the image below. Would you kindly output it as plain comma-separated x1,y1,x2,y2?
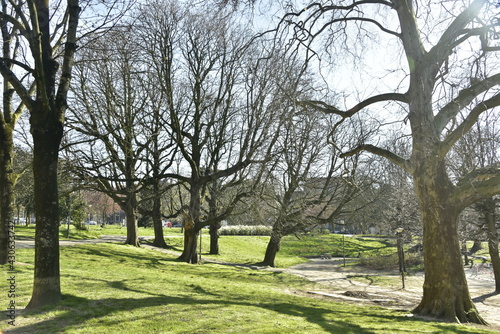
396,227,405,289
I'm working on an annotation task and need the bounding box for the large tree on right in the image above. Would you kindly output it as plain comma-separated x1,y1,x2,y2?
285,0,500,324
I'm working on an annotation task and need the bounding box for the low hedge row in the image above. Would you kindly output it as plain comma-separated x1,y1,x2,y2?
219,225,272,236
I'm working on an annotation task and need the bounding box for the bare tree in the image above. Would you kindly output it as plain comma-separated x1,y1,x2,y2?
67,27,152,247
281,0,500,324
138,1,281,263
260,107,369,267
0,0,82,308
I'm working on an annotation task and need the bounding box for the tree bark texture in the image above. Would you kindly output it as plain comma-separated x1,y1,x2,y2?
26,111,63,309
152,190,168,248
262,233,281,268
412,159,486,324
152,217,168,248
178,210,199,264
124,200,139,247
209,222,221,255
179,182,202,263
0,125,15,265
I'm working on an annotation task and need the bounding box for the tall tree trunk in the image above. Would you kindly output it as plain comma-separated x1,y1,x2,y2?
481,198,500,293
123,199,140,247
120,189,140,247
209,222,221,255
412,160,486,324
26,111,63,309
262,232,282,268
179,182,202,263
0,125,15,265
178,209,199,263
152,188,167,248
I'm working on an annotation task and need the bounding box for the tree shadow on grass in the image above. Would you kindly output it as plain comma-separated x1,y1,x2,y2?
6,244,486,334
5,289,413,334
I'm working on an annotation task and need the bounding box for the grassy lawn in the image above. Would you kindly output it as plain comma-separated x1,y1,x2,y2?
14,224,184,240
2,231,498,333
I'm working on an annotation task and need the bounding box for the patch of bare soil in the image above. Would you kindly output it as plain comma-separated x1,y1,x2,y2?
282,258,500,331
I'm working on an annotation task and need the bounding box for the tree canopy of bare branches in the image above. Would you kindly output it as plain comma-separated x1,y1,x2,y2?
278,0,500,324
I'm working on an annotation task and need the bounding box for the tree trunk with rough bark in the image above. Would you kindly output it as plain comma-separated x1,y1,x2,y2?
0,30,19,265
209,222,221,255
0,126,15,265
26,108,63,309
151,180,167,248
412,158,485,324
179,182,202,263
178,209,199,264
152,203,167,248
262,232,282,268
124,212,139,246
123,197,139,247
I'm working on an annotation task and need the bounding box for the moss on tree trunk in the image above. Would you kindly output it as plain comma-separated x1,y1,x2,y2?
0,125,15,265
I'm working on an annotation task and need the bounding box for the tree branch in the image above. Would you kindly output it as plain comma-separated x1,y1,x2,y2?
341,144,413,173
301,92,408,118
453,166,500,209
435,73,500,132
439,92,500,157
0,60,34,109
435,0,487,53
55,0,80,114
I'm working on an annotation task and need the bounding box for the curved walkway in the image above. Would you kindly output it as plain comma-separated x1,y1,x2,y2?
281,257,500,328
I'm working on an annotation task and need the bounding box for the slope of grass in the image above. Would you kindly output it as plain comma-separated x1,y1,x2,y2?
2,242,496,333
281,233,397,258
14,224,184,241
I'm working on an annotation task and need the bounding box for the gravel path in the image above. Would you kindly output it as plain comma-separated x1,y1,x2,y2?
283,258,500,330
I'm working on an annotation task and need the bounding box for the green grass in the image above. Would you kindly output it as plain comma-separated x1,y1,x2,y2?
280,233,397,258
2,243,496,334
172,232,396,268
14,224,184,241
14,225,411,269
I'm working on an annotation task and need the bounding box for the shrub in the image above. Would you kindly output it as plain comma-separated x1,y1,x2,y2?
220,225,272,236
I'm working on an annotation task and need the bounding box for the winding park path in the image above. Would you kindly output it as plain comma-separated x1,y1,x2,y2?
280,258,500,330
15,235,500,329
